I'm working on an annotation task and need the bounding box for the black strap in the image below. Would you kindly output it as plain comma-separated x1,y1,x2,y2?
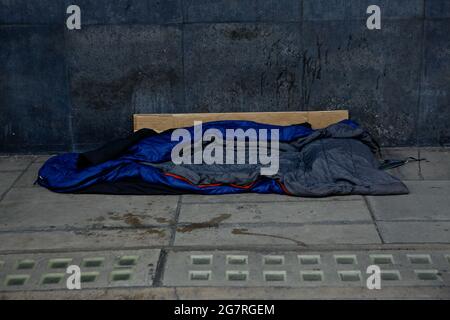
77,128,158,169
379,157,427,170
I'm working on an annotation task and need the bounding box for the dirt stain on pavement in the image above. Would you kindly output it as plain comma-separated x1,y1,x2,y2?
123,214,143,227
177,214,232,233
154,217,175,224
109,213,145,227
232,228,306,247
143,228,166,238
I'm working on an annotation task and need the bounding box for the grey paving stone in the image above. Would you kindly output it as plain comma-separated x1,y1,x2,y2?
0,288,178,300
67,25,184,148
184,23,302,113
182,193,363,204
366,181,450,221
381,148,421,180
379,222,450,244
2,286,450,300
419,148,450,180
0,249,160,291
0,26,71,153
179,200,372,224
303,0,423,21
419,20,450,146
0,172,21,197
174,224,381,246
0,188,178,231
302,19,421,146
183,0,301,22
0,156,34,171
0,228,170,252
163,250,450,288
13,163,41,188
173,286,450,300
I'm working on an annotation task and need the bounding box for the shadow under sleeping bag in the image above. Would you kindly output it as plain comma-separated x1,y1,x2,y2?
37,120,409,197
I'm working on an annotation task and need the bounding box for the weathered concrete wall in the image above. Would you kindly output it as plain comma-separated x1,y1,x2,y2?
1,0,449,152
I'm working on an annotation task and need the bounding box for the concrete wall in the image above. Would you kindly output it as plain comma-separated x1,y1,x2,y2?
1,0,449,153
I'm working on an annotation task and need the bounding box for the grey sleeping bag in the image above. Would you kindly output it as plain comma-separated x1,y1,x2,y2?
149,122,409,197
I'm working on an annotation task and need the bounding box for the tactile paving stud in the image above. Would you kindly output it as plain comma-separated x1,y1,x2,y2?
370,254,394,265
298,255,321,265
300,270,324,282
263,255,284,265
380,270,401,281
16,260,36,270
334,255,358,265
407,254,432,265
415,270,440,281
5,275,29,287
82,258,104,268
191,255,213,265
189,270,211,281
264,271,286,282
48,258,72,269
41,273,64,285
338,271,362,282
227,255,248,265
226,270,248,281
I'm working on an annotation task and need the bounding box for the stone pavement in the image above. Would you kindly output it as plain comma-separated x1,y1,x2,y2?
0,148,449,299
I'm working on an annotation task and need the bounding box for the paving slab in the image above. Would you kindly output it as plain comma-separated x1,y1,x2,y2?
2,286,450,300
0,172,21,198
13,163,40,188
174,224,381,246
379,221,450,244
179,201,372,224
0,188,178,231
0,228,170,253
0,249,160,292
0,287,178,300
163,250,450,288
182,193,363,204
366,181,450,221
0,156,34,171
381,148,421,180
419,148,450,180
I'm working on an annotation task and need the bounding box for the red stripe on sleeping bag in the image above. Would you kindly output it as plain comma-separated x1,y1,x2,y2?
277,180,293,196
164,172,256,190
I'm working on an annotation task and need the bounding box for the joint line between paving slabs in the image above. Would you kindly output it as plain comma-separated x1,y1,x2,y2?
363,196,385,244
0,158,35,203
153,195,182,287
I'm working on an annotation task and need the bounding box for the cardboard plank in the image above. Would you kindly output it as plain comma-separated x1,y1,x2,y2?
134,111,349,132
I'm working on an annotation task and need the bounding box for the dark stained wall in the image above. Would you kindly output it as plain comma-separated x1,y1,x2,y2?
1,0,449,152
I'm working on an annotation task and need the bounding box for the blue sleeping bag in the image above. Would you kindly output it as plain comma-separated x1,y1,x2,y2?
37,120,408,197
